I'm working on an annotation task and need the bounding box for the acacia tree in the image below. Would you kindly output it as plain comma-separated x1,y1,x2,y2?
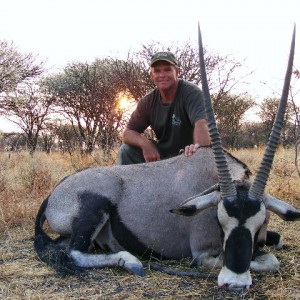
108,57,153,100
258,97,294,145
0,132,27,151
0,81,54,154
43,59,126,154
42,121,81,154
212,93,255,148
285,70,300,176
290,70,300,142
0,40,43,93
235,122,264,148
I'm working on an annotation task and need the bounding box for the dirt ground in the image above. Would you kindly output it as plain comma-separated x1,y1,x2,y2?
1,217,299,300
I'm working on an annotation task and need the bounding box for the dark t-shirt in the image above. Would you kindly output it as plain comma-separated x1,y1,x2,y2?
126,79,207,157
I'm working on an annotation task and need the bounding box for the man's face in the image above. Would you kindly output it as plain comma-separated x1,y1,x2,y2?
150,61,179,92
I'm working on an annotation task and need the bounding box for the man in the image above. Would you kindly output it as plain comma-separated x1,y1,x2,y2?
118,51,210,165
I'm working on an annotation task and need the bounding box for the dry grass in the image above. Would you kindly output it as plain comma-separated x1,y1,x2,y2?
0,148,299,299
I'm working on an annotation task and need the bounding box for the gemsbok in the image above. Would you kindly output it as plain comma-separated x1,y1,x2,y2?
34,24,299,291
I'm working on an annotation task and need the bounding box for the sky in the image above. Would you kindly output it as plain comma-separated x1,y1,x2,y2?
0,0,300,132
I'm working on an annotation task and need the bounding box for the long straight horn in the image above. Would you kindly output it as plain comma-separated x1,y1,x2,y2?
198,23,236,200
248,25,296,201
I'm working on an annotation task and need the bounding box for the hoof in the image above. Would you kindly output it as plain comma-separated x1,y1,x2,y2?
124,263,145,277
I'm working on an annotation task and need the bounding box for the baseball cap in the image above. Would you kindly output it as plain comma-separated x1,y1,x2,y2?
150,51,178,67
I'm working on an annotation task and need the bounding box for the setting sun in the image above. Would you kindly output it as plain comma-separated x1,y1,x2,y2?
116,92,136,114
118,97,133,111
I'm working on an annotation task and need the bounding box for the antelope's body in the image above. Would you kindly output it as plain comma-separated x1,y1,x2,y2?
39,148,246,260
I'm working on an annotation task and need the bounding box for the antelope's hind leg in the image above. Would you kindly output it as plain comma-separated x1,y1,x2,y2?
68,193,144,276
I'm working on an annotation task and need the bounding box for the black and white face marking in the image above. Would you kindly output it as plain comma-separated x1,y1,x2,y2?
217,186,266,289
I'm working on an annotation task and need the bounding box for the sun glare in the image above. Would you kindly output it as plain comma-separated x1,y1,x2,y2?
118,97,132,111
116,92,136,114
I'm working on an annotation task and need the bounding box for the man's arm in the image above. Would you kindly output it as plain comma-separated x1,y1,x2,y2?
184,119,210,156
122,128,161,162
193,119,210,146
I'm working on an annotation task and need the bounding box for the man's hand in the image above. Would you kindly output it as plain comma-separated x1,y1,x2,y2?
181,143,200,157
180,119,210,157
123,129,160,163
142,141,160,162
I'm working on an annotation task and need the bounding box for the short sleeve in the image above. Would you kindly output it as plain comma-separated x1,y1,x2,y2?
126,97,150,133
183,84,207,125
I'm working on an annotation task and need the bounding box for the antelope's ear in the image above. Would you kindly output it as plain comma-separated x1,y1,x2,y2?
170,191,220,216
264,194,300,221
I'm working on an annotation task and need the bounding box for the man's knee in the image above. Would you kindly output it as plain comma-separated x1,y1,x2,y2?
117,144,145,165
